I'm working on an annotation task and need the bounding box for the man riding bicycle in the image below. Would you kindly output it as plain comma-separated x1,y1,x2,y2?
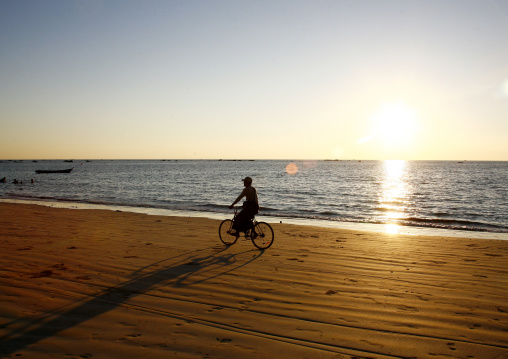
229,176,259,235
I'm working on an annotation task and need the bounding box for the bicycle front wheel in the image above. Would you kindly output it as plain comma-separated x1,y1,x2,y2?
219,219,238,245
251,222,274,249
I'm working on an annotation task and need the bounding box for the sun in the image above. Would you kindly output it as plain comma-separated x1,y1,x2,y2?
369,101,419,146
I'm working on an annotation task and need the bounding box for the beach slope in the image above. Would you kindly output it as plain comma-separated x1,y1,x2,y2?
1,203,507,358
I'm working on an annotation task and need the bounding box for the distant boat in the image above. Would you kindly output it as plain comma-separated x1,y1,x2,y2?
35,168,73,174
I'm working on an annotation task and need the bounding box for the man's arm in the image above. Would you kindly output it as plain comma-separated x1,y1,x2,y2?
229,188,247,208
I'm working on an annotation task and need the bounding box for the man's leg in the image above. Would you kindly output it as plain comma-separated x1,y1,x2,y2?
233,209,249,232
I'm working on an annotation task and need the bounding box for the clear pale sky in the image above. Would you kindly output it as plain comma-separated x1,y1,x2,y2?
1,0,507,160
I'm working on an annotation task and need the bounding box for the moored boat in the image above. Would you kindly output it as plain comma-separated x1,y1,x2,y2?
35,168,73,174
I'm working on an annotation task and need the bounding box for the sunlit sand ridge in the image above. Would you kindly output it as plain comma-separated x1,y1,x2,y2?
0,203,507,358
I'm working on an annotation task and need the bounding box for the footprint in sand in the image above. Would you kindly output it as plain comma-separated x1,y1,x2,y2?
118,333,141,342
16,247,32,251
21,310,37,317
174,331,197,338
75,276,91,280
119,321,137,327
31,270,54,278
216,338,232,343
396,305,419,312
52,263,68,270
207,306,224,312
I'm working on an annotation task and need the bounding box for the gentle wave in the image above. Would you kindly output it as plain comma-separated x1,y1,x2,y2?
400,217,508,232
4,193,508,234
5,186,508,233
5,190,508,234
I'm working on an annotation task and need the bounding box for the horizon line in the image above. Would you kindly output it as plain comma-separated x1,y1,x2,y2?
1,158,506,162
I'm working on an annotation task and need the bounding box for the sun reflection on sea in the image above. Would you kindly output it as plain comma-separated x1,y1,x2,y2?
384,223,401,234
379,160,409,234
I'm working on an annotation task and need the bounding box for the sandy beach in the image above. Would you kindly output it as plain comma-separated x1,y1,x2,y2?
0,202,507,358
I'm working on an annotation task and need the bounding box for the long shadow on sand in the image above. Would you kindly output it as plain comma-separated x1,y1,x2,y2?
0,243,264,356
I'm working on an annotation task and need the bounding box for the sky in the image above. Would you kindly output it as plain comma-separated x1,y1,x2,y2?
1,0,508,160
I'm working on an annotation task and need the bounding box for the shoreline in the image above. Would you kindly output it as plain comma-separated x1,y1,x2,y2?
1,202,507,358
2,198,507,241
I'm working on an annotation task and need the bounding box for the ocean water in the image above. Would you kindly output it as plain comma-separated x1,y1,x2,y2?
1,159,507,239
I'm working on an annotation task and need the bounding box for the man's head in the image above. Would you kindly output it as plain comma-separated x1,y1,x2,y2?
242,177,252,186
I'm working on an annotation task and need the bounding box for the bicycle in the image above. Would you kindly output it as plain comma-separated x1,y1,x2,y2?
219,208,274,249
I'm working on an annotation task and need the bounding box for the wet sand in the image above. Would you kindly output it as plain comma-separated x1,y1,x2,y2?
1,202,507,358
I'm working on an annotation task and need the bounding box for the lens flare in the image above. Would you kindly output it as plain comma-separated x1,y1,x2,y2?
501,79,508,97
285,162,298,175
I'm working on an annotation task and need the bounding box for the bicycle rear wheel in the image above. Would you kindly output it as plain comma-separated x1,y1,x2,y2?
251,222,274,249
219,219,238,245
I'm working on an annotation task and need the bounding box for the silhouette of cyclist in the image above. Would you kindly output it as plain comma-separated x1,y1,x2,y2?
229,177,259,235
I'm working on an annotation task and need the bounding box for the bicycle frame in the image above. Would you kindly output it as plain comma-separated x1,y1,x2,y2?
231,207,257,235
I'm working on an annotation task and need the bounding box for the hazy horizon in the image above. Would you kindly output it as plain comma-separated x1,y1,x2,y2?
2,1,508,161
1,158,505,162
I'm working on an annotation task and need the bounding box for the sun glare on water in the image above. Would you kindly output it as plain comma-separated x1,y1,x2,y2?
379,160,409,235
